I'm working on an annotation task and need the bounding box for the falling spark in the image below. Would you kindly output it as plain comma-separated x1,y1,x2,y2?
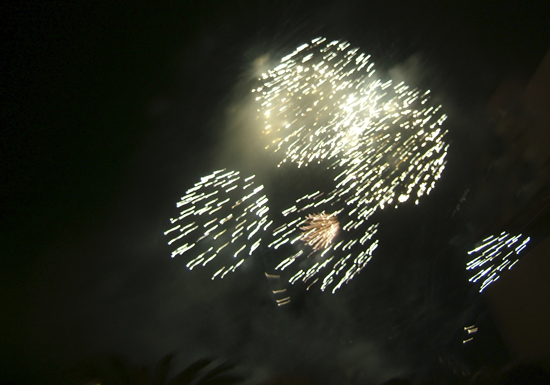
165,169,271,279
466,232,530,292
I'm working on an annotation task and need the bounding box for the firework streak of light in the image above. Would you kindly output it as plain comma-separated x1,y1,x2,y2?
467,232,530,292
165,169,272,279
255,38,449,294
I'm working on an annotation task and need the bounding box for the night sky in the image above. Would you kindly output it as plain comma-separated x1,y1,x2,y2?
2,1,549,384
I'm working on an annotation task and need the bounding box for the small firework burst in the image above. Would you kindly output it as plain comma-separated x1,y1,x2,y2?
255,38,449,296
300,212,340,250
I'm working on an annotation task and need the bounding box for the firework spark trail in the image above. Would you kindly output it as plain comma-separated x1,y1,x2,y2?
254,37,449,222
466,232,530,292
165,169,272,279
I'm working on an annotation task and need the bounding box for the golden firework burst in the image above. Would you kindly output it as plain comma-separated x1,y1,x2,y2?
300,212,340,250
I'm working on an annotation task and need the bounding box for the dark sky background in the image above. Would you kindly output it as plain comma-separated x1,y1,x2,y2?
2,1,549,384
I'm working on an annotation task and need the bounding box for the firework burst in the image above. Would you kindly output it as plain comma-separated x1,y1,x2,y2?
165,169,272,279
467,232,530,292
269,190,379,294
